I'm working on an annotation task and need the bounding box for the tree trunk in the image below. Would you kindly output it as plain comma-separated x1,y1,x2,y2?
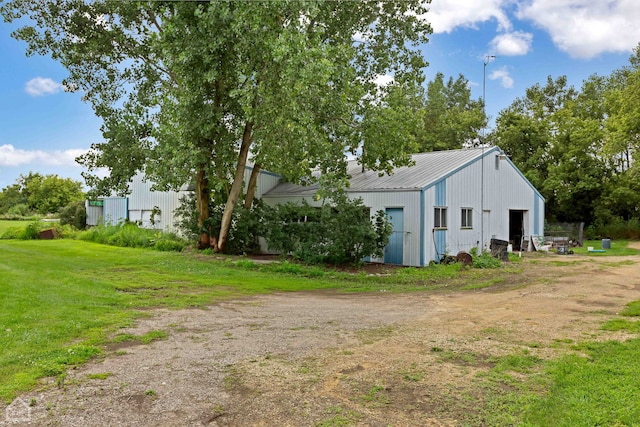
216,122,253,252
195,164,212,249
244,163,261,210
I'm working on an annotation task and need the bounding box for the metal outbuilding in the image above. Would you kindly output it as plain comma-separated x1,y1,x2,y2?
93,167,281,232
262,147,545,266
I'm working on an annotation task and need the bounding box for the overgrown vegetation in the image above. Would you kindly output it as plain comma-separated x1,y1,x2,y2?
263,197,391,265
59,200,87,230
174,193,267,255
78,221,186,252
586,217,640,240
0,220,77,240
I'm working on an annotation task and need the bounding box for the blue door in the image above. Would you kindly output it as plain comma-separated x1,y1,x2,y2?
384,208,404,265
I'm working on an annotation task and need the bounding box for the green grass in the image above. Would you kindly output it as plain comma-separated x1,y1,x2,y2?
572,239,640,256
477,311,640,426
520,340,640,426
0,219,33,238
0,239,518,402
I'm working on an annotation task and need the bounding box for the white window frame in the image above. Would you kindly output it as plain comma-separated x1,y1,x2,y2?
461,207,473,229
434,206,447,229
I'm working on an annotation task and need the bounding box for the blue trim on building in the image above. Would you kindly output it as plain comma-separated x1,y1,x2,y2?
245,165,282,178
434,179,447,262
533,195,540,235
435,179,446,205
420,187,426,266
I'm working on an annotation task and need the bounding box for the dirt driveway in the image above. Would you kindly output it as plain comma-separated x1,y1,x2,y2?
4,250,640,426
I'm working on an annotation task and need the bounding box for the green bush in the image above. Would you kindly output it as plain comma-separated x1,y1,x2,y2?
174,194,267,255
469,247,503,268
59,201,87,230
585,218,640,240
7,203,31,217
264,197,392,265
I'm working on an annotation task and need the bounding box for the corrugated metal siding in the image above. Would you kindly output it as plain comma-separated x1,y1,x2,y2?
356,191,421,267
263,190,422,267
127,175,185,231
103,198,128,225
244,168,281,199
85,202,103,226
113,169,281,232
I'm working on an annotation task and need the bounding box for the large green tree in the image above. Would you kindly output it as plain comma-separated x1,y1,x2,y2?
418,72,485,151
0,172,84,215
491,75,611,223
2,0,430,252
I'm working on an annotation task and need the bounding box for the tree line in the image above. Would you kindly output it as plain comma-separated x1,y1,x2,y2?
0,172,84,217
490,46,640,236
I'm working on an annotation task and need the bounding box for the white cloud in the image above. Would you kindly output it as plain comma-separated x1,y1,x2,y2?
489,31,533,56
25,77,64,97
0,144,86,167
517,0,640,58
489,67,514,88
373,74,394,87
426,0,511,34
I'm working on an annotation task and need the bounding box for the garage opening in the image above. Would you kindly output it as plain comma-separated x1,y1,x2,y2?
509,210,525,250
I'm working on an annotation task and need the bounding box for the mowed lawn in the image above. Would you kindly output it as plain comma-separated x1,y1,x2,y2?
0,239,343,401
3,237,640,425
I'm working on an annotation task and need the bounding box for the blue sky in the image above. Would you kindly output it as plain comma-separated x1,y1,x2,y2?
1,0,640,190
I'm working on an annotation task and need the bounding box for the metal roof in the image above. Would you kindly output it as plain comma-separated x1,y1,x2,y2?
263,147,497,197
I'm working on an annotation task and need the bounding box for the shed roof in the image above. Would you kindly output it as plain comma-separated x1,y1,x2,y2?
263,147,498,197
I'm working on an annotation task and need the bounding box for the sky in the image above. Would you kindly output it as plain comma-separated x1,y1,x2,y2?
1,0,640,190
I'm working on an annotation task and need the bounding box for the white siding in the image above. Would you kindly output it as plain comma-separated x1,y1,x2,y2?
103,198,128,225
243,168,282,199
97,169,282,232
430,151,544,259
85,202,103,226
263,191,422,267
127,175,186,231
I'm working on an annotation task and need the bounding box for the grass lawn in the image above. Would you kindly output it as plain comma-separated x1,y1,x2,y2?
0,238,509,402
0,239,342,401
571,239,640,256
3,237,640,426
0,219,30,236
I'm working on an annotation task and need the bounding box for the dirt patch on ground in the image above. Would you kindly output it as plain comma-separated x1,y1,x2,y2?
3,251,640,426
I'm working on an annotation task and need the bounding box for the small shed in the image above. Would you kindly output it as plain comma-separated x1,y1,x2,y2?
262,147,545,266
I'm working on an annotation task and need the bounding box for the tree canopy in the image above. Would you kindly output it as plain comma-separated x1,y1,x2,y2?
418,72,485,151
491,45,640,228
0,172,85,215
2,0,431,251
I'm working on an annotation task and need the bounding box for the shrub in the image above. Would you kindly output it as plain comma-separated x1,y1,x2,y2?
469,247,503,269
585,218,640,240
174,194,267,255
153,232,187,252
264,197,392,265
7,203,31,217
59,201,87,230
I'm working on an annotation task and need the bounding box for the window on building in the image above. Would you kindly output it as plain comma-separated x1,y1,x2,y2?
461,208,473,229
434,207,447,229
